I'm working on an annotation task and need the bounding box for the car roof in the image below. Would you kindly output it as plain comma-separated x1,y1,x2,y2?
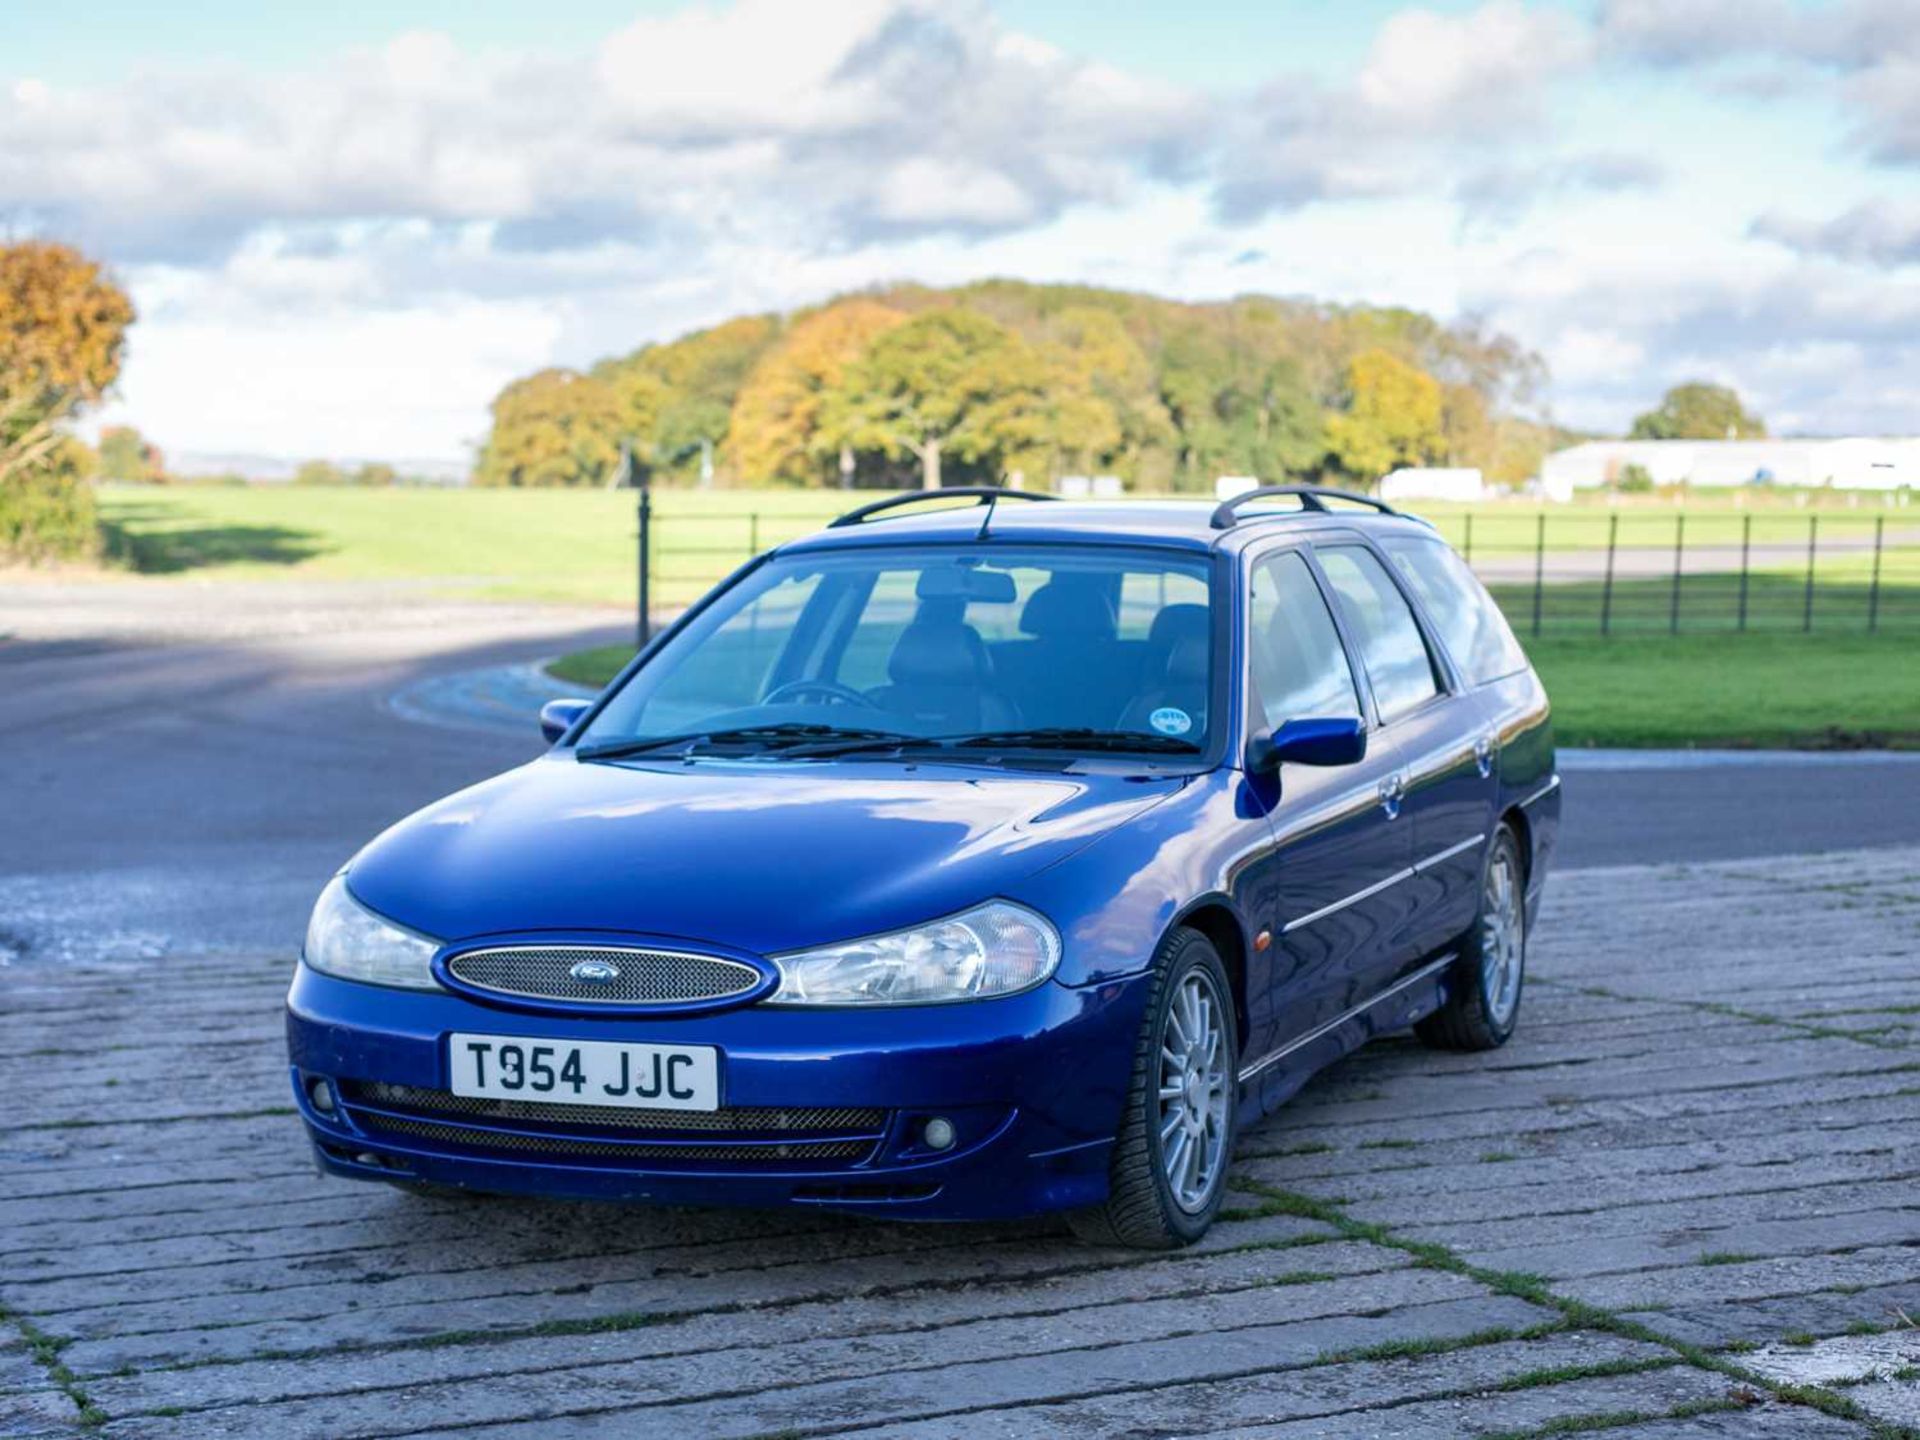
777,498,1440,559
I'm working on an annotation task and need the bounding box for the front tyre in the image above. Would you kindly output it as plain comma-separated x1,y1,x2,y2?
1070,928,1238,1249
1416,824,1527,1052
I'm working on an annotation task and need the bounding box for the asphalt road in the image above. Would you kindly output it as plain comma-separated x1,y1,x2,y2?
3,579,1918,966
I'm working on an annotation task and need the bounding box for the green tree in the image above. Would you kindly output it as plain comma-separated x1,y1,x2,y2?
97,424,165,482
475,369,624,487
351,461,398,487
1629,382,1765,441
292,459,347,486
816,310,1049,491
1324,349,1444,485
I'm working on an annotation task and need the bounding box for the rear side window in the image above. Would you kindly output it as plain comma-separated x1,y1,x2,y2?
1382,536,1528,686
1247,551,1361,731
1315,545,1442,723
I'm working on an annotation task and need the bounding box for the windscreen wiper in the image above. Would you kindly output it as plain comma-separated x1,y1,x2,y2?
576,724,915,763
948,727,1202,754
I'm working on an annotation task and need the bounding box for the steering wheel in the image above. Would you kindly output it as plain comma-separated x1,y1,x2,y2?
762,679,881,709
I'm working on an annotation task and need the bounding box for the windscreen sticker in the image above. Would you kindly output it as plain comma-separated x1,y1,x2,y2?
1149,707,1193,736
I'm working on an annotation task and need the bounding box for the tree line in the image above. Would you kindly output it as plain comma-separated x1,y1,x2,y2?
476,280,1570,493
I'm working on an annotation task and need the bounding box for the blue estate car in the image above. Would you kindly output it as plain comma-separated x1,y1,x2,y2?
288,486,1558,1248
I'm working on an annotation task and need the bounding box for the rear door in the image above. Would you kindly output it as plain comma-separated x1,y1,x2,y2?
1243,545,1413,1052
1314,540,1496,965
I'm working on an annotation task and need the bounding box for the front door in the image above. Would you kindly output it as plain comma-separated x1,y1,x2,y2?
1242,546,1413,1060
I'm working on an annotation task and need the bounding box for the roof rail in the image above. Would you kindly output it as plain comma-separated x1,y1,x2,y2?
1209,485,1399,530
827,487,1060,529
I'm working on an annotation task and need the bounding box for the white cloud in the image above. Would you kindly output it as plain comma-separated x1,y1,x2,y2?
1752,200,1920,267
1215,1,1592,221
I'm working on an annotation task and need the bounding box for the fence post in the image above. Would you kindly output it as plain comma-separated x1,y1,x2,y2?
1868,516,1884,633
1463,513,1474,564
1600,513,1617,637
1737,514,1751,633
1669,514,1685,635
749,512,760,563
1802,515,1817,633
636,481,652,651
1530,513,1546,638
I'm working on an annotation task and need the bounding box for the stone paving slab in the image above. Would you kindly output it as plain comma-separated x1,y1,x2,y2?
3,846,1916,1437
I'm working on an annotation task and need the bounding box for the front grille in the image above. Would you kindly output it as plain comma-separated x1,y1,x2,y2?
444,945,761,1005
359,1113,871,1165
347,1081,883,1136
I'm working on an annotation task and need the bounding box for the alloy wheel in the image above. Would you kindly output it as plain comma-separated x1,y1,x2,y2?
1156,968,1231,1213
1480,845,1525,1027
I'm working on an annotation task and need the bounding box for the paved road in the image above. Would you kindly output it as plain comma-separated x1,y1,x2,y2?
3,848,1915,1436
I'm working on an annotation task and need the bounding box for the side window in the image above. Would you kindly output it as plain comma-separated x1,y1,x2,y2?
1381,536,1529,686
1247,551,1362,732
1315,545,1442,723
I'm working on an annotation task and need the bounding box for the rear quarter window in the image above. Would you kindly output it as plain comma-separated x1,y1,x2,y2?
1381,535,1529,687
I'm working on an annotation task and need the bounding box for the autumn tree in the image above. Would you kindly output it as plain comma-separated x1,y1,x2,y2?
475,369,624,487
97,424,166,483
816,310,1050,491
1,241,135,485
728,300,906,485
1629,382,1765,441
595,315,780,481
1324,349,1445,486
0,241,136,560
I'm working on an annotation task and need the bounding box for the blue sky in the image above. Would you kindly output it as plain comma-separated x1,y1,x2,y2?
3,0,1914,463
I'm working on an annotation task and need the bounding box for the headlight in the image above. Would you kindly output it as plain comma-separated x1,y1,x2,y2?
769,901,1060,1006
303,874,442,990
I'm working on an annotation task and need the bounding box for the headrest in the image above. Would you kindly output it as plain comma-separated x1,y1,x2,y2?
1019,579,1116,638
887,621,992,686
1165,634,1210,686
1147,603,1209,652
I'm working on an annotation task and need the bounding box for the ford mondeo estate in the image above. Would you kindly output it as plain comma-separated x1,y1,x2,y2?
287,486,1558,1247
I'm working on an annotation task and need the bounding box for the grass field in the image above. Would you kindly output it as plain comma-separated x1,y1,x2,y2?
78,483,1920,748
89,482,1917,606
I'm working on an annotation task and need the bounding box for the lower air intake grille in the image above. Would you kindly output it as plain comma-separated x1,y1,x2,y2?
347,1082,883,1136
444,945,761,1005
359,1113,871,1164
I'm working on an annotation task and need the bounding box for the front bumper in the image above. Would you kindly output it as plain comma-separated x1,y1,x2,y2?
285,963,1153,1220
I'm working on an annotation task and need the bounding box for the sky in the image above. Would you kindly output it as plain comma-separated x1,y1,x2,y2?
3,0,1917,466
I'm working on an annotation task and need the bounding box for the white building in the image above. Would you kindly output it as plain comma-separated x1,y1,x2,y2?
1378,467,1488,503
1543,438,1920,495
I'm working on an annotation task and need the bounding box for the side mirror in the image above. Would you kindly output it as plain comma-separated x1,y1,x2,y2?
1247,717,1367,773
540,698,593,744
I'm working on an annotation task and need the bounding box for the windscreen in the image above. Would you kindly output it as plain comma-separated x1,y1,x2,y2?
580,545,1217,752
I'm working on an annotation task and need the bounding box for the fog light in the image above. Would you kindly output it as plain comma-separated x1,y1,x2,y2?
922,1116,956,1151
308,1078,336,1114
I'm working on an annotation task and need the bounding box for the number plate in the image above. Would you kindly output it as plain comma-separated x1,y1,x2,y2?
448,1033,720,1111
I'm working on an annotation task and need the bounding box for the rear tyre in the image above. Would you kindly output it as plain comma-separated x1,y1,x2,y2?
1069,928,1238,1249
1416,824,1526,1052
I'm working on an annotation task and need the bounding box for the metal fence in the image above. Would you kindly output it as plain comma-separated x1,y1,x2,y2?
635,496,1920,645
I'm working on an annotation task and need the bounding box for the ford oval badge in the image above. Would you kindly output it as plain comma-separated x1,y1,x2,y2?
569,959,621,984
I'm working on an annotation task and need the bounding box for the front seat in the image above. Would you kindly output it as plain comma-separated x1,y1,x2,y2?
867,621,1018,734
995,578,1120,728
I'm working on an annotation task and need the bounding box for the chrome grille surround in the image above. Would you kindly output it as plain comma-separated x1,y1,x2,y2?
443,944,761,1006
346,1081,883,1136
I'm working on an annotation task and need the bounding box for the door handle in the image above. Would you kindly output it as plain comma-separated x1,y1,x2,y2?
1474,734,1496,778
1377,771,1405,819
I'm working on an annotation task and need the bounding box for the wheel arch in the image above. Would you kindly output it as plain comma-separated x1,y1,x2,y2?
1168,897,1249,1049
